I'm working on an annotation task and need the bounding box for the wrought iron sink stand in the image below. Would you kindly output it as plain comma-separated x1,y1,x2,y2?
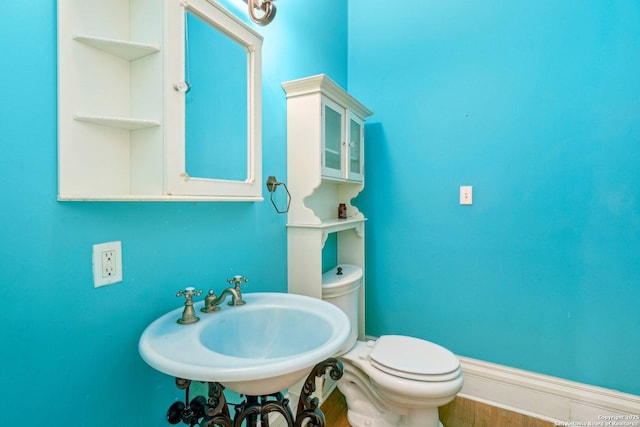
166,358,343,427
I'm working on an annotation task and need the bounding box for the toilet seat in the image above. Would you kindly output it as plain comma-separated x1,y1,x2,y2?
367,335,461,382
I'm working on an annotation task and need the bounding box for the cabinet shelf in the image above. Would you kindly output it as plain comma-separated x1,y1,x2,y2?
73,34,160,61
73,115,161,130
287,217,366,233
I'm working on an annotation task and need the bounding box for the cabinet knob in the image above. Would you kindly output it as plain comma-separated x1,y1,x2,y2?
173,81,192,93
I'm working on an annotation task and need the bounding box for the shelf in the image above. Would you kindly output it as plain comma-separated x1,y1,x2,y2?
287,217,366,233
73,115,161,130
73,35,160,61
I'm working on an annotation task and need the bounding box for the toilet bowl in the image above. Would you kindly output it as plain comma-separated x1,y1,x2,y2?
322,265,463,427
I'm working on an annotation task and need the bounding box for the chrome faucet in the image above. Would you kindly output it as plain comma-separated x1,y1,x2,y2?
200,275,248,312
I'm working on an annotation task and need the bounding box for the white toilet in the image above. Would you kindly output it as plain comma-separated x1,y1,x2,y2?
322,264,463,427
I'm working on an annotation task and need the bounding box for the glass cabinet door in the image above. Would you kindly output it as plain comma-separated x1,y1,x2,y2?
347,111,364,181
322,98,345,179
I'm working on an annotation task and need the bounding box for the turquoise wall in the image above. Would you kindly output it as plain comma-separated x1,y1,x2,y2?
0,0,346,426
349,0,640,395
2,1,639,425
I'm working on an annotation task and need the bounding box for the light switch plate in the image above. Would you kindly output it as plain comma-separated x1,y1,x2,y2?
460,186,473,205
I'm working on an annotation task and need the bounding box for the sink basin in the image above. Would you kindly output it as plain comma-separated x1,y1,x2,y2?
139,292,350,395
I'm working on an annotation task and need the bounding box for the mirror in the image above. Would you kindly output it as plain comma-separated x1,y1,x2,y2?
166,0,263,200
185,10,247,181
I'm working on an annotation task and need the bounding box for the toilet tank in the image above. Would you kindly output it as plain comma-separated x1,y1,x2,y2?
322,264,362,354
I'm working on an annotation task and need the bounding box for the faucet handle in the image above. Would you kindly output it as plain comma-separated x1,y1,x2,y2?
175,287,202,325
227,275,248,289
176,287,202,299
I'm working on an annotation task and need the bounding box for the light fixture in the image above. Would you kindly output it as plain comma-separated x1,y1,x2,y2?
244,0,276,26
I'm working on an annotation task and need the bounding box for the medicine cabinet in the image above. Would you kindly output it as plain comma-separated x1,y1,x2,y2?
282,74,373,340
58,0,263,201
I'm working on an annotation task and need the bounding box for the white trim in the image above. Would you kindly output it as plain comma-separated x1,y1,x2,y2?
458,355,640,423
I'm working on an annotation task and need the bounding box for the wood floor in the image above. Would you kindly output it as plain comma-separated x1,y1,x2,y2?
320,387,351,427
439,397,555,427
320,389,556,427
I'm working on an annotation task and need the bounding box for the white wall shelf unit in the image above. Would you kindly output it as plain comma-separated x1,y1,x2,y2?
283,74,372,340
58,0,263,201
58,0,165,200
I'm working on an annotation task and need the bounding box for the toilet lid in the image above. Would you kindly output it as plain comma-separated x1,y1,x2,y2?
369,335,460,381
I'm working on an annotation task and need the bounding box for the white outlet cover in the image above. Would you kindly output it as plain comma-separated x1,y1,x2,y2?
93,241,123,287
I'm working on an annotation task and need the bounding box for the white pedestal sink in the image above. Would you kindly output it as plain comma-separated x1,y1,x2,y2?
139,292,350,396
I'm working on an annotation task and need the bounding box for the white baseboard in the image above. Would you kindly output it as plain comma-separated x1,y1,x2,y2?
458,355,640,423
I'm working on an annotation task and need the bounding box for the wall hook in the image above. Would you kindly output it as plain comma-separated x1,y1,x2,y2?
266,176,290,214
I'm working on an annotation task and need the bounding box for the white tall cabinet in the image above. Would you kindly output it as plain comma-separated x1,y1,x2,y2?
283,75,372,340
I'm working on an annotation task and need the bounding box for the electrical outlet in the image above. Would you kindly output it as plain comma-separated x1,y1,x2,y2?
93,241,122,287
102,250,117,277
460,186,473,205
